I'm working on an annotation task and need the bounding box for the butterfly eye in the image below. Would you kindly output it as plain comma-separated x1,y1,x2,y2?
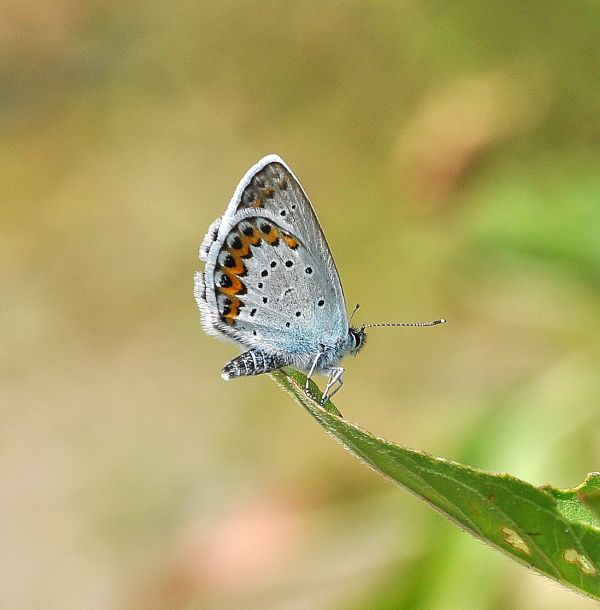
350,328,364,351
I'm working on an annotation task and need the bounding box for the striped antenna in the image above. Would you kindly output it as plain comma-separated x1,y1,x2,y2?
361,318,446,329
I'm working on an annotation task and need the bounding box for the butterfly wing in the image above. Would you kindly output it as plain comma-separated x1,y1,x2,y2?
195,155,348,354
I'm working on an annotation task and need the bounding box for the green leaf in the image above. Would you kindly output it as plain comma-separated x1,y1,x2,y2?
271,368,600,600
576,473,600,520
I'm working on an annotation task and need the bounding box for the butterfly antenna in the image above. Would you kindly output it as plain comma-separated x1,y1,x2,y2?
361,318,446,330
349,303,361,323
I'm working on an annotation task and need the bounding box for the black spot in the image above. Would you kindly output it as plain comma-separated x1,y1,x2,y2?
305,266,312,274
295,311,301,317
230,236,242,250
260,222,272,234
224,298,231,305
223,255,235,268
291,204,296,209
263,297,268,304
285,260,293,267
222,306,231,315
219,274,232,288
318,299,325,306
280,210,286,216
286,322,291,328
270,261,277,268
258,282,263,289
253,330,257,336
261,269,268,277
242,226,254,237
250,308,257,317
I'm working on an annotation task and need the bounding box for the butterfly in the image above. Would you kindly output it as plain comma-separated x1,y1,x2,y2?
194,155,445,403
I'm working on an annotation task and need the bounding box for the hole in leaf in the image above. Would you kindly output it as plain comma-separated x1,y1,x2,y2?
563,549,596,575
501,527,530,555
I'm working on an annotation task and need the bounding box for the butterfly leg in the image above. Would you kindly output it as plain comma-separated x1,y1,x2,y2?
221,349,288,380
321,367,344,404
305,352,322,400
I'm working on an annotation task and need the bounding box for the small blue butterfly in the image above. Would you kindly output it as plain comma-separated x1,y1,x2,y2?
194,155,445,402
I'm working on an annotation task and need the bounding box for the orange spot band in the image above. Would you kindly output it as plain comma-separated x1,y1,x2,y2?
260,226,279,245
218,273,246,296
222,256,245,275
222,296,243,324
282,233,298,249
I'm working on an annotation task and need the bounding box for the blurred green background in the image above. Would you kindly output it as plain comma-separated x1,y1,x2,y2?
2,2,600,609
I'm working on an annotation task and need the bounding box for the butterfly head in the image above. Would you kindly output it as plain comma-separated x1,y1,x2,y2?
347,326,367,356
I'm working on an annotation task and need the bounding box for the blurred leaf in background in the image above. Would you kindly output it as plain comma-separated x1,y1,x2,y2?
1,2,599,610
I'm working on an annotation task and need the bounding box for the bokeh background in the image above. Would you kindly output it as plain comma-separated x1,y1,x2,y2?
2,2,600,609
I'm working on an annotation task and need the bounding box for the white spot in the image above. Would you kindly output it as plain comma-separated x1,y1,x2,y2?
501,527,530,555
563,548,596,575
221,371,231,381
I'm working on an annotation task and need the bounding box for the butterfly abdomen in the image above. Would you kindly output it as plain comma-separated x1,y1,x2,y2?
221,349,289,380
